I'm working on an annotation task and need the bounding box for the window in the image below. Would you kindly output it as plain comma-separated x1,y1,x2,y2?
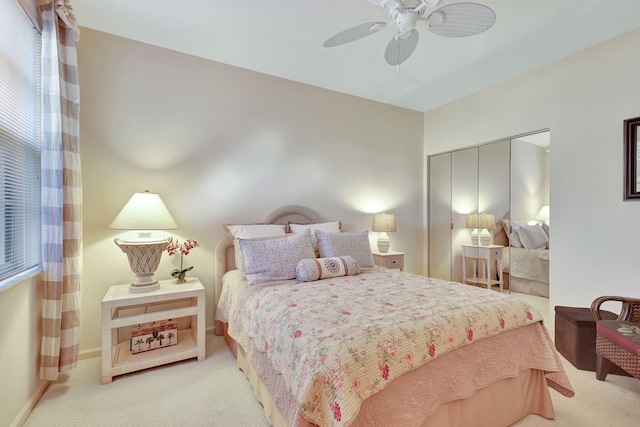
0,0,42,289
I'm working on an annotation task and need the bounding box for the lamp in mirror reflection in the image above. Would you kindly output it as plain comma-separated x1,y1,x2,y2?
109,190,178,293
536,205,550,224
466,213,495,246
466,213,479,245
372,213,396,253
478,213,495,246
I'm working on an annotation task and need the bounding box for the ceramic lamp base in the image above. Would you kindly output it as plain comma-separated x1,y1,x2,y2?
479,228,492,246
377,232,391,253
470,229,479,245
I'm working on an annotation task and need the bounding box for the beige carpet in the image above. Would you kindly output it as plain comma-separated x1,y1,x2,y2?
24,334,640,427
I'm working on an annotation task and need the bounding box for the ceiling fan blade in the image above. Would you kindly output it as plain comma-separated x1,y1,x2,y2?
384,29,419,66
323,22,387,48
426,2,496,38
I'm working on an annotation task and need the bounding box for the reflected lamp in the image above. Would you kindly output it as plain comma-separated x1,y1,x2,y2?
536,205,550,224
478,213,495,246
466,213,479,245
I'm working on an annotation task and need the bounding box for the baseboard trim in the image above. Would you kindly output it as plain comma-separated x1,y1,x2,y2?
79,347,100,360
11,379,49,427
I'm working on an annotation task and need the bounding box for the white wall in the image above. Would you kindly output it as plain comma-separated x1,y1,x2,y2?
78,28,424,354
510,139,548,221
424,28,640,310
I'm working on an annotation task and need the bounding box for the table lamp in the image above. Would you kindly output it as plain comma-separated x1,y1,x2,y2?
466,213,479,245
109,190,178,293
478,213,495,246
536,205,550,224
372,213,396,253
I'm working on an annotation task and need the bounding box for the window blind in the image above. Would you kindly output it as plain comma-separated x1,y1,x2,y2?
0,0,42,287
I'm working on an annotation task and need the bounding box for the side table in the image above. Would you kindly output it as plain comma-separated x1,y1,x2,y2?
461,244,504,291
372,250,405,271
101,277,205,384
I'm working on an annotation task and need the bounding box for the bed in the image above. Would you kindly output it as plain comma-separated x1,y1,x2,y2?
501,219,550,297
214,206,571,427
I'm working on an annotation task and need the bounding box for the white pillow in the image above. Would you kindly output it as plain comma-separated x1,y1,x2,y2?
517,224,548,250
239,231,315,286
224,223,287,272
295,256,359,282
315,230,375,268
290,221,341,255
502,219,528,248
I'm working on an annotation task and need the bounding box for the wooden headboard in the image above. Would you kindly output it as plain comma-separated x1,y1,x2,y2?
213,205,328,334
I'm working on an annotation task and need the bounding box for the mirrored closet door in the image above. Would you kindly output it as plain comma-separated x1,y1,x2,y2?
428,139,510,286
506,132,550,297
428,131,550,297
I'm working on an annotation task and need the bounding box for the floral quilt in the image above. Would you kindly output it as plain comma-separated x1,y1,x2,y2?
229,267,542,427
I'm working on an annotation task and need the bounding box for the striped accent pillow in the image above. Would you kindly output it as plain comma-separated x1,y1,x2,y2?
296,256,360,282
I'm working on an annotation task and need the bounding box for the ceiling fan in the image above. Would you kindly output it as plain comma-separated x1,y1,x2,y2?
323,0,496,66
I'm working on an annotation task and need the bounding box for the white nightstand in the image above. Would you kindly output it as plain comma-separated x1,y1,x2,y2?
461,244,504,292
372,250,404,271
101,277,206,384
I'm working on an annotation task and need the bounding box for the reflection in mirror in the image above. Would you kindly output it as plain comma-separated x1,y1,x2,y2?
508,131,550,298
624,117,640,200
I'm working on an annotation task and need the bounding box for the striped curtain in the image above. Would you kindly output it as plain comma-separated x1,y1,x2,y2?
39,0,82,381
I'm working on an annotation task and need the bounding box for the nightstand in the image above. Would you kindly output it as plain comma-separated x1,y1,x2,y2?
461,244,504,292
101,277,205,384
372,250,404,271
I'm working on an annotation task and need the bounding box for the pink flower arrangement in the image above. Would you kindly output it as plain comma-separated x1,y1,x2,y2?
166,239,199,282
166,239,198,257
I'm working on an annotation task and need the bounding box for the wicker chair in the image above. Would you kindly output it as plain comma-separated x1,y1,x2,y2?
591,296,640,381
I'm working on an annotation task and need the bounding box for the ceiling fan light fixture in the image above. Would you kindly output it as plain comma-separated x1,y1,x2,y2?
427,11,444,28
325,0,495,64
396,12,418,33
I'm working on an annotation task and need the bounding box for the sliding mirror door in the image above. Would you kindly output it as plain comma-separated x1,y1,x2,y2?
428,151,455,280
507,131,550,297
428,140,510,284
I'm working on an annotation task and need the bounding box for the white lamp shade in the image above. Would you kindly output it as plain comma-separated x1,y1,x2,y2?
536,205,550,222
110,191,178,231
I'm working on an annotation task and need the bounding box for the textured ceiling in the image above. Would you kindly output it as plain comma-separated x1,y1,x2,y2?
73,0,640,112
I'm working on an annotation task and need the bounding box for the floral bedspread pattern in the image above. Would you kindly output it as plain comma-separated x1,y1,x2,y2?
229,268,542,427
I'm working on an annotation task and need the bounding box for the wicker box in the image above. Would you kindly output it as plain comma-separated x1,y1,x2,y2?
129,320,178,354
554,306,627,374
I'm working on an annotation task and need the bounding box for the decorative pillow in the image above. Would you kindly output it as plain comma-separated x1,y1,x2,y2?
517,224,549,250
502,219,528,248
224,223,287,272
542,223,550,249
290,221,341,255
296,256,359,282
239,231,315,285
315,230,375,268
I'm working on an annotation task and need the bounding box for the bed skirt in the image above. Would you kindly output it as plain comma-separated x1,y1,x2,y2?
228,324,560,427
510,276,549,298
